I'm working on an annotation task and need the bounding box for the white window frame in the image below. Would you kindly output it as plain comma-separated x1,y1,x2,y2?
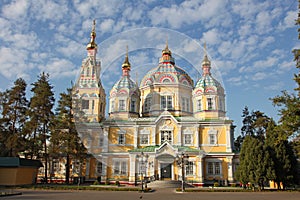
139,129,150,146
185,161,195,176
112,159,128,176
181,97,190,112
144,96,152,112
206,96,215,110
160,130,172,144
183,129,193,146
119,99,126,111
206,161,222,176
130,99,136,112
160,95,173,110
110,100,115,112
118,130,126,145
208,129,218,146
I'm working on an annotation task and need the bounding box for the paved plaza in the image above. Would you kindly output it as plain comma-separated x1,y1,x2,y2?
1,189,300,200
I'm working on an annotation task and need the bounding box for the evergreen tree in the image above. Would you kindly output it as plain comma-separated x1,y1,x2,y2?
236,135,275,191
0,78,28,156
50,87,87,184
28,72,55,183
266,123,298,189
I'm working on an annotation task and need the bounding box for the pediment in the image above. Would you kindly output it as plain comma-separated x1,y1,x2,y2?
155,142,177,158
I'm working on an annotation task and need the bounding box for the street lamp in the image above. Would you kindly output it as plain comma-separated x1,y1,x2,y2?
136,152,149,192
176,152,189,192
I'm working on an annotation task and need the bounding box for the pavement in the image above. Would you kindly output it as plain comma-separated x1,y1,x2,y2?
1,188,300,200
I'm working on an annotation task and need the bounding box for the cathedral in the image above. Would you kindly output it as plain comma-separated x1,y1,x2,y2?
74,21,239,186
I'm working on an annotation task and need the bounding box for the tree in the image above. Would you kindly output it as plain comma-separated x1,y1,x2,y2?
28,72,55,183
236,135,275,191
49,87,87,184
0,78,28,157
266,123,298,189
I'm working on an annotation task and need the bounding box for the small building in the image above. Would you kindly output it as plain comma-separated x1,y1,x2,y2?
0,157,43,186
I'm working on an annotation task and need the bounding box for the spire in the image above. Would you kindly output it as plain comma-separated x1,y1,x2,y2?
202,42,211,76
202,42,211,66
122,46,131,76
162,36,171,55
160,37,175,64
86,20,97,50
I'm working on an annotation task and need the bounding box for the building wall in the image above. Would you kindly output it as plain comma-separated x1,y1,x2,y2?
0,167,38,185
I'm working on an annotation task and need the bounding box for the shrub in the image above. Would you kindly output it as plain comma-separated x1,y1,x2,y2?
115,181,120,186
105,179,110,185
93,180,99,185
214,182,219,187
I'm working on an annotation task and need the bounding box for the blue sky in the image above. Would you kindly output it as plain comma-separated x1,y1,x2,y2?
0,0,299,136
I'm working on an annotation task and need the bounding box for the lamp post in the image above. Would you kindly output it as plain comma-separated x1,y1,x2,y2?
176,152,189,192
137,152,149,192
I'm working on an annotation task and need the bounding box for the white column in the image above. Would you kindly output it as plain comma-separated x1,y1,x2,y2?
197,157,204,183
134,126,138,148
129,154,137,183
227,156,234,183
103,127,109,152
194,125,199,148
101,156,108,181
177,125,182,145
151,126,156,145
226,125,232,152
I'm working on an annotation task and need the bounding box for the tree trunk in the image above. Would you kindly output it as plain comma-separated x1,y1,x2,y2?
66,154,70,184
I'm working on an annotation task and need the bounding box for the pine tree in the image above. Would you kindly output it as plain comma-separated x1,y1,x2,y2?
50,87,87,184
28,72,55,183
0,78,28,156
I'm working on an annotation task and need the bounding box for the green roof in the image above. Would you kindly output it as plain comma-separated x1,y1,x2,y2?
128,145,200,153
0,157,43,168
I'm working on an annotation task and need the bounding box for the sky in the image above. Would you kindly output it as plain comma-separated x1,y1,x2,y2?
0,0,299,137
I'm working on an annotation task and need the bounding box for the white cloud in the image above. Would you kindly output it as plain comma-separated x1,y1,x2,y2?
278,10,297,30
264,81,284,91
1,0,29,20
100,19,115,34
202,29,220,45
252,72,267,81
38,58,77,79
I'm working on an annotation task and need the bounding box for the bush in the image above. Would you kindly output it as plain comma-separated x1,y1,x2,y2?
115,181,120,187
93,180,99,185
105,179,110,185
214,182,219,187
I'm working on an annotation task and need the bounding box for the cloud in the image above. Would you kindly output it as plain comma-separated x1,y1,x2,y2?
202,29,220,45
1,0,29,20
252,72,268,81
278,10,297,30
38,58,77,79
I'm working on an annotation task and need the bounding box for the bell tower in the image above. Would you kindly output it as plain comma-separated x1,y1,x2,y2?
74,20,106,122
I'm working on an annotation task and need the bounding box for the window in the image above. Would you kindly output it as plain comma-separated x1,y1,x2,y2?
185,161,194,176
207,97,215,110
209,134,216,145
140,134,149,145
130,100,136,112
82,99,89,109
118,132,125,144
197,99,202,111
92,66,96,75
207,162,222,175
119,100,125,111
86,67,90,76
114,161,120,174
184,134,192,145
99,137,103,147
208,129,218,145
113,160,127,175
181,97,190,112
97,162,102,174
144,96,151,112
110,100,115,112
161,95,172,110
161,130,172,144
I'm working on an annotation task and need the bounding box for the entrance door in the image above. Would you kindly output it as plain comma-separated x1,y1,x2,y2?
160,163,172,180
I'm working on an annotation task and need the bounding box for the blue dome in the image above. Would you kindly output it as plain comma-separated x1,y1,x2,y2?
110,75,139,97
195,74,222,88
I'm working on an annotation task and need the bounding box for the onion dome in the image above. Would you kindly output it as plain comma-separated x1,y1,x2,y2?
86,20,97,50
194,44,223,94
140,42,193,87
110,47,139,97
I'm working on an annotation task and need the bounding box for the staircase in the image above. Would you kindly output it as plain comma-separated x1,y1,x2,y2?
146,180,194,188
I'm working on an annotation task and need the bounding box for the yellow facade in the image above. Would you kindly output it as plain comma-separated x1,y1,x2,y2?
72,22,238,186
